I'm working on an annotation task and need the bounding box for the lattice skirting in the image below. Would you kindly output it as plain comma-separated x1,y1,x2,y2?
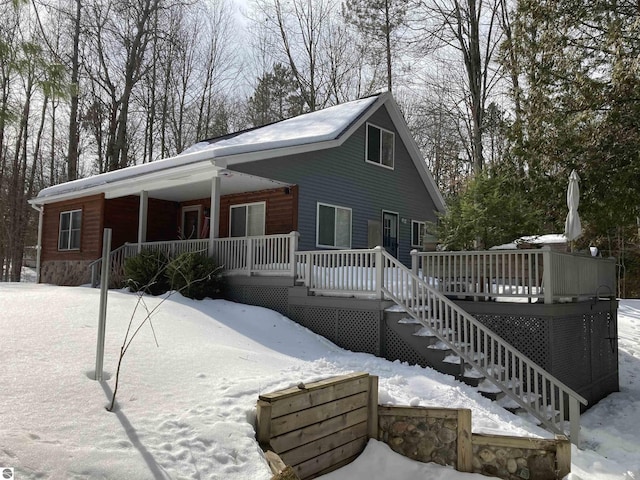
288,305,382,356
225,284,289,316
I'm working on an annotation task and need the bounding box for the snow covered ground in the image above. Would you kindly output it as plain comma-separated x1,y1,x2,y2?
0,281,638,479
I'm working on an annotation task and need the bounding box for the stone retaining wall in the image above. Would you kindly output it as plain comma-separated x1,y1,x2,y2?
378,405,570,480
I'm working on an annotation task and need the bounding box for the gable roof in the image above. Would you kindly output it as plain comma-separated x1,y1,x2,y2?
31,92,445,212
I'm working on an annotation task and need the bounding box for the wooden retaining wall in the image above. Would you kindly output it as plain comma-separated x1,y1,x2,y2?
256,372,378,479
256,373,571,480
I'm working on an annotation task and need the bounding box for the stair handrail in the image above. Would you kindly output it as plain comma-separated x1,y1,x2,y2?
377,248,587,445
89,243,135,287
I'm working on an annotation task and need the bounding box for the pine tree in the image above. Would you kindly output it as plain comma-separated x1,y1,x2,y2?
246,63,305,127
342,0,409,92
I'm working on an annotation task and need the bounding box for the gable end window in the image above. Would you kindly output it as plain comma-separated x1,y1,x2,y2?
317,203,351,249
59,209,82,250
230,202,266,237
366,123,394,169
412,220,426,248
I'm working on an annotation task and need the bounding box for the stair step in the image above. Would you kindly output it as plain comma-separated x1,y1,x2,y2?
413,326,436,337
463,368,485,379
443,352,485,364
398,317,422,325
385,304,407,313
477,379,503,394
460,368,485,387
427,341,451,351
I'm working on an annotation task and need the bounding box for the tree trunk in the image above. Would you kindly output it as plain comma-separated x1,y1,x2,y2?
67,0,81,181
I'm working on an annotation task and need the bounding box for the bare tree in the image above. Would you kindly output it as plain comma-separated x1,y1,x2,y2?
414,0,504,174
84,0,165,171
251,0,348,111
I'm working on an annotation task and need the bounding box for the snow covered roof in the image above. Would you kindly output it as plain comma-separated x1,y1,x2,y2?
31,92,445,212
490,234,568,250
181,95,379,158
32,95,381,204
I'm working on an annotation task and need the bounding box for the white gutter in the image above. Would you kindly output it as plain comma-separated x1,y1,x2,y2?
30,203,44,283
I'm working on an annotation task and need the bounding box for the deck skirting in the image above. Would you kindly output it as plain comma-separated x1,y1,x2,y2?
224,277,619,411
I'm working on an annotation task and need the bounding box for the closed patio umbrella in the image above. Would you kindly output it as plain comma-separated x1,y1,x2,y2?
564,170,582,242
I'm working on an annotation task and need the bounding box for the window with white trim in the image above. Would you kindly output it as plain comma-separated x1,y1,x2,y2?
366,123,394,169
58,209,82,250
230,202,265,237
317,203,352,248
411,220,426,248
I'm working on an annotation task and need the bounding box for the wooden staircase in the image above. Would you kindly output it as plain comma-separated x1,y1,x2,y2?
385,309,555,424
377,249,587,444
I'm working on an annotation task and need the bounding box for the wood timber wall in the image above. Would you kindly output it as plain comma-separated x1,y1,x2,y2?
219,186,298,237
41,194,104,263
256,373,571,480
256,372,378,479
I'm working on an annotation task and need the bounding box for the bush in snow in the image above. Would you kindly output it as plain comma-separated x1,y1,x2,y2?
123,250,170,295
166,252,225,300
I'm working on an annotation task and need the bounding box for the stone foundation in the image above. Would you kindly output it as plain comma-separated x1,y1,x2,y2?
40,260,92,286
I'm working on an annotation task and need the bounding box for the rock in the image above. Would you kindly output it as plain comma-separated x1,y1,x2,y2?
417,443,435,460
478,448,496,463
527,454,556,480
495,448,508,460
443,419,458,430
507,458,518,474
391,421,409,435
437,426,457,444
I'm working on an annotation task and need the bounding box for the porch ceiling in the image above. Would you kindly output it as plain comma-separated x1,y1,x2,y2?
106,169,292,202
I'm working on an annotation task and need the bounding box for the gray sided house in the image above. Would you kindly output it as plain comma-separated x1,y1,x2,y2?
29,92,619,448
30,92,445,285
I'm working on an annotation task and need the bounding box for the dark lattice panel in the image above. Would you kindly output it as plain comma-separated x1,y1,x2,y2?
225,285,244,303
589,310,618,383
225,285,289,316
304,307,338,343
244,286,289,316
288,305,306,327
336,310,380,355
550,315,591,392
474,314,550,369
382,323,428,367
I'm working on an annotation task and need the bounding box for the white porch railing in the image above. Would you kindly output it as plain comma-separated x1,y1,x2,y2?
412,248,616,303
91,232,299,286
295,247,588,444
210,232,299,276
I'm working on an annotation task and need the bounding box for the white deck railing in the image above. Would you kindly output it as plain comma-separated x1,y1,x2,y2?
412,248,616,303
294,249,379,296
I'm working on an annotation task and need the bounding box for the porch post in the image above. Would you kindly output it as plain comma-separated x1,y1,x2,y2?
137,190,148,253
375,246,384,300
289,231,299,278
208,175,221,257
35,205,43,283
542,247,554,304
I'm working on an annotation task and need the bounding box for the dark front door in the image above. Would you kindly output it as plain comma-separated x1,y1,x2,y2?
382,211,399,258
182,208,200,239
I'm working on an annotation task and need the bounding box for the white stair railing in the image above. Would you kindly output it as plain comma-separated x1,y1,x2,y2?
377,248,587,445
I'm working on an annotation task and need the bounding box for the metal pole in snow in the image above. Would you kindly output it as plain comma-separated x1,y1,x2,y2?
95,228,112,381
